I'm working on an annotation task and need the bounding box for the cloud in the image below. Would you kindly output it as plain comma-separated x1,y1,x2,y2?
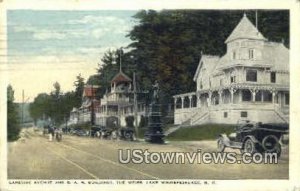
32,32,66,40
11,14,135,41
69,15,124,25
69,15,133,39
12,25,67,40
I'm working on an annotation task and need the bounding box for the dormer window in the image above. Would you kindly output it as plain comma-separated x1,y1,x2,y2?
249,49,255,59
232,51,236,60
230,71,236,83
270,72,276,83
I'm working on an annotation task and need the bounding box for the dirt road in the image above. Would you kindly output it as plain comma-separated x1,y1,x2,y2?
7,128,288,179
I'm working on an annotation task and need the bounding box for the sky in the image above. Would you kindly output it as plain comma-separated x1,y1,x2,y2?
7,10,138,102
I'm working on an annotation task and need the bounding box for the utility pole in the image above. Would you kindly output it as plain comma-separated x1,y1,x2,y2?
22,89,24,125
90,85,95,126
255,10,258,29
133,72,138,137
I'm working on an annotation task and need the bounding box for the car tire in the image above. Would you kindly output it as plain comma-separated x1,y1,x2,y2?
124,132,132,140
217,138,225,152
243,139,256,155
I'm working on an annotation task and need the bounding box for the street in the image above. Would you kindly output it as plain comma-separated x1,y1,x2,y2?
8,128,289,179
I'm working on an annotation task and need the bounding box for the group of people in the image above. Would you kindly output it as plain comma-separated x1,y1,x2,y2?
46,125,62,142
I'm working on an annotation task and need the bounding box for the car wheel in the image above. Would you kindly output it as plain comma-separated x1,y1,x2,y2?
217,138,225,152
243,139,256,155
262,135,279,153
124,132,132,140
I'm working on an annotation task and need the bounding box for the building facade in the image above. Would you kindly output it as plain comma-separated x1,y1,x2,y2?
173,14,289,125
96,70,147,127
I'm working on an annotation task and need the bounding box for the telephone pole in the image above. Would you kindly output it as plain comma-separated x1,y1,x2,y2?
133,72,138,137
22,89,24,125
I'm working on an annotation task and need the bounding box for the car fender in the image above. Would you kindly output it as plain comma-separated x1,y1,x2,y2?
218,134,230,147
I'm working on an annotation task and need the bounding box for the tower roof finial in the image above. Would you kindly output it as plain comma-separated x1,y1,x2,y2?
243,12,247,17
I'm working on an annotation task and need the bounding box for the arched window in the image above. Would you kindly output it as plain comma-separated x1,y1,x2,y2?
242,90,252,101
183,97,190,108
176,98,182,109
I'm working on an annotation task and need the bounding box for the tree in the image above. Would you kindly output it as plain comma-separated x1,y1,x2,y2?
29,93,51,124
87,49,120,97
73,74,85,107
7,85,21,141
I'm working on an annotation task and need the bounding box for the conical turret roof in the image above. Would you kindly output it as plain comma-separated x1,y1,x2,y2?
111,71,132,83
225,13,266,43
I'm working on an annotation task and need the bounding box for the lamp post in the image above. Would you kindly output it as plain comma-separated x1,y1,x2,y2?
130,55,139,137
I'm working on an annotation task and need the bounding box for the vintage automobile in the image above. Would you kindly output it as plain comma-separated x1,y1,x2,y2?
90,125,105,137
217,120,289,157
118,128,135,141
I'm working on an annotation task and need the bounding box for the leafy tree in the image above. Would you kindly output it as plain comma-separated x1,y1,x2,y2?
30,82,77,126
29,93,51,124
73,74,85,107
7,85,20,141
87,49,121,97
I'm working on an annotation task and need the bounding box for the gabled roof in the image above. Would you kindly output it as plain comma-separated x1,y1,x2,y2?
225,13,266,43
263,42,289,71
193,55,220,81
111,71,132,83
83,86,98,97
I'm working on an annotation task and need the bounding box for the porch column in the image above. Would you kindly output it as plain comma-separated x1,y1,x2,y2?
230,88,236,103
272,90,277,104
197,94,201,108
218,90,223,104
208,91,212,106
189,95,192,108
174,97,177,110
250,89,257,102
181,97,184,109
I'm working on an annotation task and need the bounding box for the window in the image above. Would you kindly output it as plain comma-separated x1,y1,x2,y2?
271,72,276,83
230,71,236,83
224,112,228,118
246,70,257,82
232,51,236,60
263,91,272,102
242,90,252,101
220,79,223,86
241,111,248,118
249,49,254,59
255,91,262,101
285,93,289,105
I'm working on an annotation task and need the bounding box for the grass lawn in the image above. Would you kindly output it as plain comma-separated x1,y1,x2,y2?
166,124,235,141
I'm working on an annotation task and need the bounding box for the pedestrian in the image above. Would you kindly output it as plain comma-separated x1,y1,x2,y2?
49,130,52,141
48,125,54,141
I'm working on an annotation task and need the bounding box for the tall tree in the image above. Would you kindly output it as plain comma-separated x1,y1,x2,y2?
74,74,85,107
7,85,21,141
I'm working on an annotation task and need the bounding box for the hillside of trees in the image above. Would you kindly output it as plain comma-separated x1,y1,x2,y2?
87,10,289,111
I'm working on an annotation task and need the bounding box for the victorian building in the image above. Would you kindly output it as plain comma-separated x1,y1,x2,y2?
173,14,289,125
71,85,100,124
96,70,147,127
